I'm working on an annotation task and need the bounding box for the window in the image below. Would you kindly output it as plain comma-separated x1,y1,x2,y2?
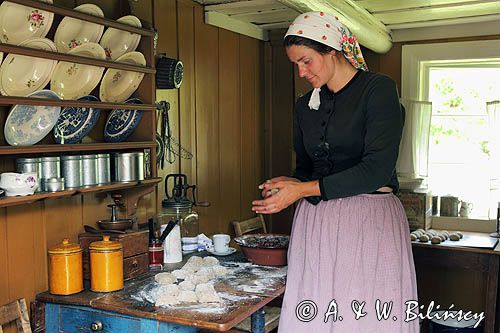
402,40,500,220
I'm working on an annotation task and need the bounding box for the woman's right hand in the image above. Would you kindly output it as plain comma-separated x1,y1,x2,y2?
259,176,300,198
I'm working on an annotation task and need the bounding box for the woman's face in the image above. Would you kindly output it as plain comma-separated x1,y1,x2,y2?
286,44,335,88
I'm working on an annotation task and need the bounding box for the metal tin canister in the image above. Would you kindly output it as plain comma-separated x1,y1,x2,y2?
61,155,82,188
81,154,98,186
114,152,144,182
48,238,83,295
16,157,42,192
96,154,110,184
41,156,60,178
89,235,123,292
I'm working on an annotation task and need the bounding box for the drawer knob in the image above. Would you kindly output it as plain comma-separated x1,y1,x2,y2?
91,321,103,331
132,260,138,268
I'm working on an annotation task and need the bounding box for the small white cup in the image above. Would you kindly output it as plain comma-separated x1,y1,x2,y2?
212,234,230,253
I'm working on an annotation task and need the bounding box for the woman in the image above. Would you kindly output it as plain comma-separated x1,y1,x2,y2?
252,11,418,332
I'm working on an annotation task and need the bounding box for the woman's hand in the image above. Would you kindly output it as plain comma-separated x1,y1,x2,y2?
252,178,319,214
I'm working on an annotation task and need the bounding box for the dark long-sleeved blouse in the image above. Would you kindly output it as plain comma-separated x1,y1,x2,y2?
293,70,404,203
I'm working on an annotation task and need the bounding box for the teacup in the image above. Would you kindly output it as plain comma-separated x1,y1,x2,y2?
212,234,230,253
0,172,39,196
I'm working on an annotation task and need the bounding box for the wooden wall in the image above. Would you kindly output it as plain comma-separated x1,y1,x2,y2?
0,0,265,331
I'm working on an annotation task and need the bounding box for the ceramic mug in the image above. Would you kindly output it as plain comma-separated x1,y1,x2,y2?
0,172,39,196
212,234,230,253
459,201,473,218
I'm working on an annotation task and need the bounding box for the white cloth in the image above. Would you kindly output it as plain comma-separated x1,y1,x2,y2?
308,88,321,110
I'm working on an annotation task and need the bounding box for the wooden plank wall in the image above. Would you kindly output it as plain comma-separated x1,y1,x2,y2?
154,0,265,237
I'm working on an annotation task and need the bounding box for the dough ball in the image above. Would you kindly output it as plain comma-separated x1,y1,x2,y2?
410,234,417,241
186,273,210,285
182,263,198,273
419,235,430,242
198,267,216,280
195,283,221,303
187,256,204,266
449,233,460,241
155,272,177,285
172,269,189,280
457,231,464,239
155,293,179,306
178,290,198,303
163,283,180,296
212,265,229,277
431,236,441,244
202,256,219,267
179,280,196,291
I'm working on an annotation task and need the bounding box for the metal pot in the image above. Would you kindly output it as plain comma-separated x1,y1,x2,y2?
97,204,133,231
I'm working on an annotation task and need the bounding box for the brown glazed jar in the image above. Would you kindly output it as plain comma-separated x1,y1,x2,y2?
48,238,83,295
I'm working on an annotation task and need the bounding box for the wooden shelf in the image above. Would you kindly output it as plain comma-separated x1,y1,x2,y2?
0,177,161,208
7,0,155,36
0,142,156,155
0,96,157,111
0,44,156,74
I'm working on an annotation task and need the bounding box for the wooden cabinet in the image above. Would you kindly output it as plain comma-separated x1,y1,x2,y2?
0,0,160,210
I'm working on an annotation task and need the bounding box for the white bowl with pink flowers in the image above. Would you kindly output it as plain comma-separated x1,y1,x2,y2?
0,172,38,196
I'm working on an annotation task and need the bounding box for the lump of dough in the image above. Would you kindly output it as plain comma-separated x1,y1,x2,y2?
187,256,204,266
178,290,198,303
196,283,221,303
155,292,179,306
212,265,229,277
179,280,196,291
186,273,210,285
162,283,180,296
197,267,216,279
155,272,177,285
172,269,189,280
202,256,219,267
182,263,199,273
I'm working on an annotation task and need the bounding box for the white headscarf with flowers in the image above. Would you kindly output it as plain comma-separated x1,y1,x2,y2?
285,11,368,110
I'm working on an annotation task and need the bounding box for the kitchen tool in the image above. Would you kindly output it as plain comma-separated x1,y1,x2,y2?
61,155,82,188
159,220,178,242
48,238,83,295
234,234,289,266
156,55,183,89
84,225,125,235
97,204,133,231
159,173,209,239
89,235,123,292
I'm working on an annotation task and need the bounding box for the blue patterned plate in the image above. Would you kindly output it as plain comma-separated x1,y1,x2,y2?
53,95,101,144
104,98,143,142
4,90,61,146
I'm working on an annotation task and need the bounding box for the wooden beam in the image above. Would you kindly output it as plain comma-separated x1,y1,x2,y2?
275,0,392,53
205,11,269,41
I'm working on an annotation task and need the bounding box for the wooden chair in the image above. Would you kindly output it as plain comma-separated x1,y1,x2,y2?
232,214,266,237
231,215,281,333
0,299,32,333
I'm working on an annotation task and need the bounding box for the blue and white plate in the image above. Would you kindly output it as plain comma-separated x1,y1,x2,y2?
53,95,101,144
104,98,143,142
4,90,61,146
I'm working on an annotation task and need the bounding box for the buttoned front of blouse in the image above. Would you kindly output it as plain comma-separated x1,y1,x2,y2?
293,70,404,202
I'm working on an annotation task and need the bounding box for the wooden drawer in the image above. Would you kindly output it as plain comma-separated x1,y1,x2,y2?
79,230,149,258
59,306,142,332
124,252,149,281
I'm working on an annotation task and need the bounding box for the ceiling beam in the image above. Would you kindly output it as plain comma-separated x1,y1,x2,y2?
205,11,269,41
275,0,392,53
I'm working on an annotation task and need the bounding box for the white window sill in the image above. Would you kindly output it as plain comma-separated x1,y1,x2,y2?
431,216,497,233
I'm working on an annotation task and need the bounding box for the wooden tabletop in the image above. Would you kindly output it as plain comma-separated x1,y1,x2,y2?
37,252,287,331
411,231,500,255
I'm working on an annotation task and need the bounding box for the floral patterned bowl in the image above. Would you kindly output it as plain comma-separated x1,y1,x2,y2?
99,15,141,61
54,3,104,53
0,172,38,196
0,0,54,45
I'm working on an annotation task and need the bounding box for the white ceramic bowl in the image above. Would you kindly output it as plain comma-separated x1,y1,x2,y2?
0,0,54,45
51,42,106,99
0,37,57,96
54,3,104,53
99,15,141,61
0,172,38,196
100,51,145,103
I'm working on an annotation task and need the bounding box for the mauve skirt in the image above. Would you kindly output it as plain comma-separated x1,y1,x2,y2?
278,193,419,333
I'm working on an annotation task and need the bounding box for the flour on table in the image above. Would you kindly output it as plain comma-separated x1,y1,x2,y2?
155,292,180,306
155,272,177,285
212,265,229,277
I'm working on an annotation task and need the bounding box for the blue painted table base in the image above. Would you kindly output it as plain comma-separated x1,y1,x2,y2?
251,307,266,333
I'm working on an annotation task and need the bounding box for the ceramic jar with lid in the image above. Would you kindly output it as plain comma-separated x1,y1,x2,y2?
48,238,83,295
89,235,123,292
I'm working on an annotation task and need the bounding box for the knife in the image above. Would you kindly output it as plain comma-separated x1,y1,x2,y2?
159,220,178,242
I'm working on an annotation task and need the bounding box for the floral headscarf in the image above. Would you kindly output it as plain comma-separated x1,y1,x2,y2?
285,11,368,109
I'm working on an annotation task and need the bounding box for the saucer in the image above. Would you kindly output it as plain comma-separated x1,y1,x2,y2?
207,247,237,256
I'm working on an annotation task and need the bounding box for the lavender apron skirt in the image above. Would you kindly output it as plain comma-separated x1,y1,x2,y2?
278,193,419,333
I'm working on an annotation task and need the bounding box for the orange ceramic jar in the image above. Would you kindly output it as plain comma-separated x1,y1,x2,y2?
89,235,123,292
48,238,83,295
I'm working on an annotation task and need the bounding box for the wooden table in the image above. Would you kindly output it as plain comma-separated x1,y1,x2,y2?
411,232,500,332
36,253,286,333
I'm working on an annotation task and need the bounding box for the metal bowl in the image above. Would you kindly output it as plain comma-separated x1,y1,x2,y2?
97,218,132,231
234,234,289,266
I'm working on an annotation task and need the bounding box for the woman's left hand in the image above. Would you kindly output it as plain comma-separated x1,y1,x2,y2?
252,179,304,214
